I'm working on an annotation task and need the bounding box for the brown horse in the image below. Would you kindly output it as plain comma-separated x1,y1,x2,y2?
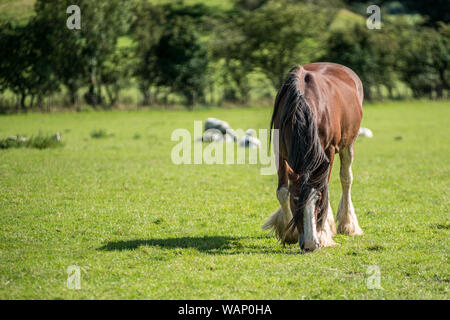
263,62,364,252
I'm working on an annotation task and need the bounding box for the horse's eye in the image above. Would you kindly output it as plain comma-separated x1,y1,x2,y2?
304,73,311,83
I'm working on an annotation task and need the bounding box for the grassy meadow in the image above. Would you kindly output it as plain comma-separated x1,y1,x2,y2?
0,100,449,299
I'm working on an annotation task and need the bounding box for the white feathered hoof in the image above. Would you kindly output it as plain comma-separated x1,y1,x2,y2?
262,207,298,245
337,201,364,236
337,222,363,236
318,204,338,247
317,228,338,248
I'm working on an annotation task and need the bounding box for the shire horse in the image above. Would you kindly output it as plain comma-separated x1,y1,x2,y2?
263,62,364,252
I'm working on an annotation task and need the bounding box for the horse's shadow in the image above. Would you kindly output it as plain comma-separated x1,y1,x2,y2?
99,235,298,255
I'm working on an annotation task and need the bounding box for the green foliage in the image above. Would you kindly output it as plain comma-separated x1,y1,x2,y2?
325,12,449,100
0,132,63,149
0,135,28,149
0,0,36,23
329,8,365,31
33,1,87,105
131,1,209,106
210,10,253,103
0,20,58,110
90,129,111,139
0,0,449,111
325,25,376,100
235,0,267,11
396,22,450,98
325,20,406,100
214,1,329,91
400,0,449,26
131,2,166,105
154,20,208,106
33,0,132,107
101,46,136,107
27,132,63,149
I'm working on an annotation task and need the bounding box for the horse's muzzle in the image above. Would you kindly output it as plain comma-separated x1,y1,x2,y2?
299,234,320,252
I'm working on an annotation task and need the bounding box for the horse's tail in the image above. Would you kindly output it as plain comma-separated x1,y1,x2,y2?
272,66,330,231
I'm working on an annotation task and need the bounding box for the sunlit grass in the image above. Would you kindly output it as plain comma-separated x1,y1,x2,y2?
0,100,448,299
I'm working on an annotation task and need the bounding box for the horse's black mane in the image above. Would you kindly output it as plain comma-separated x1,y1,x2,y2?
270,67,330,231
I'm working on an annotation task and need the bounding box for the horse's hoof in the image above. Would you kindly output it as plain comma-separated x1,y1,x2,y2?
337,223,363,236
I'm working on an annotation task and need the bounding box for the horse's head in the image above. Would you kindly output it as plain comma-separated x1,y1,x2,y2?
288,169,325,252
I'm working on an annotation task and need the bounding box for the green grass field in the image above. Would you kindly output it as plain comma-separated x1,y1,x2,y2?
0,100,449,299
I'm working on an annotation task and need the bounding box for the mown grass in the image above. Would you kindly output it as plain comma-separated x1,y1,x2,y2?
0,100,449,299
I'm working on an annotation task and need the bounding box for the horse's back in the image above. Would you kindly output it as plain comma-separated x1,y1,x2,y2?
300,62,363,150
303,62,363,107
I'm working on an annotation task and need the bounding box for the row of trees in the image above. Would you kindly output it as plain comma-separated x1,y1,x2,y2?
0,0,448,112
0,1,132,111
326,20,449,100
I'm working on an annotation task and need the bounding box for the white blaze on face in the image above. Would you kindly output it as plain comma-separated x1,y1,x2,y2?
303,189,320,250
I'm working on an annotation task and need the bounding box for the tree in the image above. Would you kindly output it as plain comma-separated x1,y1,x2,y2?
34,0,132,107
236,1,329,90
34,1,87,105
399,0,449,26
131,2,167,105
131,2,209,107
0,21,58,111
101,46,135,107
236,0,268,11
397,22,450,98
153,18,209,106
324,23,400,100
210,11,253,103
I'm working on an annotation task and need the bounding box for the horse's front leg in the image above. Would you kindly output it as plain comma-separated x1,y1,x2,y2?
277,159,290,221
262,158,298,244
276,159,298,244
317,148,337,247
337,143,363,235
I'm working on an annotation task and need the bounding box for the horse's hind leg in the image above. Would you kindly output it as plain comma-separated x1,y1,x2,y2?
337,143,363,235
